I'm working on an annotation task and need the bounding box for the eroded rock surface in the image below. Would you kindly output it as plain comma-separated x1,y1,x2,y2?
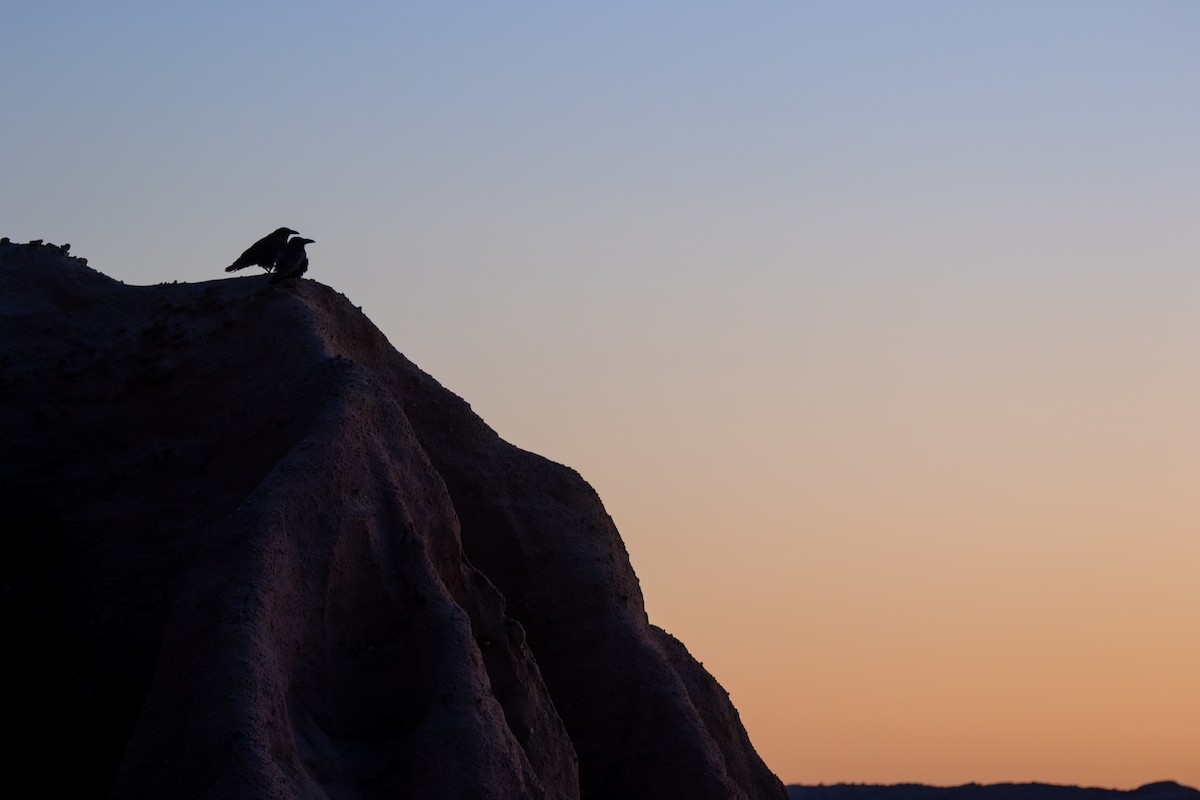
0,241,785,799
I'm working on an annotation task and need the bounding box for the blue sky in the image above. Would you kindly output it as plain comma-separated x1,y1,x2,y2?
6,3,1197,287
5,2,1197,337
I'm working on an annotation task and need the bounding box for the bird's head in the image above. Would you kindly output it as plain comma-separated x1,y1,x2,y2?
296,238,315,245
275,227,299,236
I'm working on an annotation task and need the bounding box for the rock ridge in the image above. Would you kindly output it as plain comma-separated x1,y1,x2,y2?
0,241,785,799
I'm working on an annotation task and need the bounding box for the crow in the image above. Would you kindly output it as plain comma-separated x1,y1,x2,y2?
225,227,298,273
269,237,314,284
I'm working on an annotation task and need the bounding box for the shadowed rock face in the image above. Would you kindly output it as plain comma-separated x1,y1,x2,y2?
0,241,785,800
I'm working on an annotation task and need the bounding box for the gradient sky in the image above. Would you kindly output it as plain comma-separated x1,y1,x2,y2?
4,1,1198,788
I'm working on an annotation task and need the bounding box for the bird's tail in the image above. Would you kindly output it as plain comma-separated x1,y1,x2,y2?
225,263,248,272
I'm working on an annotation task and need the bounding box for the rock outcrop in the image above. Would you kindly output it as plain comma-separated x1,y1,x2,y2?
0,240,785,799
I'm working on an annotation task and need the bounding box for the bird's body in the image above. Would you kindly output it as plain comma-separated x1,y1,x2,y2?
225,227,298,272
269,237,314,284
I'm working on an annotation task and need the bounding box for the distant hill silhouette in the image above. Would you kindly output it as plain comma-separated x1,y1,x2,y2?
788,781,1200,800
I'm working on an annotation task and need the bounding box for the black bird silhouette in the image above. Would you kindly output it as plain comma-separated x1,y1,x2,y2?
225,227,298,273
269,237,314,284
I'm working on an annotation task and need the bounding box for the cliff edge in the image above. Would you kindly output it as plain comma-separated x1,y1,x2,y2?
0,241,785,800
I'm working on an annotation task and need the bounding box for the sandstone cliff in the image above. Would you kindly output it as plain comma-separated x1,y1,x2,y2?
0,241,785,799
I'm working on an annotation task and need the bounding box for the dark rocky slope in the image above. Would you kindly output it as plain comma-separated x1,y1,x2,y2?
0,241,785,799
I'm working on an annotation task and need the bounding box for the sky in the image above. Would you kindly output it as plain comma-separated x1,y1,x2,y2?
3,1,1198,788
